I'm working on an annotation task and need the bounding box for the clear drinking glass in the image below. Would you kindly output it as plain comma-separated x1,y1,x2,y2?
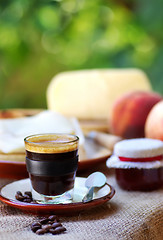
24,133,79,204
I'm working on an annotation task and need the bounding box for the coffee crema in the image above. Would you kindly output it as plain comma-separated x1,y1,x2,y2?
24,133,79,153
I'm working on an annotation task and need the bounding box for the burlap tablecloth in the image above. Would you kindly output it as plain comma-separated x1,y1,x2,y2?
0,166,163,240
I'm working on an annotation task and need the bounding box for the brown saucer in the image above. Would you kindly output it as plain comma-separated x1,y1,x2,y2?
0,177,115,215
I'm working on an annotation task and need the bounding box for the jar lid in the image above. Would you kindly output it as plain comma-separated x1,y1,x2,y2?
107,138,163,169
114,138,163,159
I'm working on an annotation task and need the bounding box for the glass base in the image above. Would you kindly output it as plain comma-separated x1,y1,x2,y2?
31,188,74,204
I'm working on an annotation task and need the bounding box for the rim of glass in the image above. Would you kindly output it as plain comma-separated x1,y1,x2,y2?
24,133,79,145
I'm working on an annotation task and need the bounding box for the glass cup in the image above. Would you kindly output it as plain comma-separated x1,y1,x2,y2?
24,133,79,204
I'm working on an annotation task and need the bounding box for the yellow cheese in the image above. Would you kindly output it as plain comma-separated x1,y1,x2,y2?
46,69,152,120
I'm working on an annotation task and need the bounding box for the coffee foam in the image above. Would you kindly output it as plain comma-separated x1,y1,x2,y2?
24,134,79,153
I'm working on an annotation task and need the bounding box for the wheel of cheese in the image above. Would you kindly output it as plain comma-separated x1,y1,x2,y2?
46,69,152,121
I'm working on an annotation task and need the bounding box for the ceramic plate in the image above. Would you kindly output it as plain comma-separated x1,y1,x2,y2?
0,138,111,179
0,177,115,215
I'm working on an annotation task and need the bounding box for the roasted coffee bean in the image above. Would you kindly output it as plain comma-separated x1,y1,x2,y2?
31,222,41,232
24,194,31,199
39,217,49,224
23,198,32,203
16,191,23,196
42,224,52,232
51,222,62,229
48,215,57,221
50,226,66,235
49,228,56,234
31,222,41,228
15,193,24,201
36,229,46,235
31,225,41,233
55,226,66,233
24,191,32,198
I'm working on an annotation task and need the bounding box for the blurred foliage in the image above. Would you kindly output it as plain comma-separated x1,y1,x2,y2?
0,0,163,109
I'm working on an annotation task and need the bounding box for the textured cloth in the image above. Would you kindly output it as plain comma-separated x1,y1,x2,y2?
0,167,163,240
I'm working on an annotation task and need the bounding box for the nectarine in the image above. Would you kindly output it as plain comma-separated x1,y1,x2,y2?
145,100,163,140
110,91,162,139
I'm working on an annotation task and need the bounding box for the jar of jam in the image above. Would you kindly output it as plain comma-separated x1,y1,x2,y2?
106,138,163,191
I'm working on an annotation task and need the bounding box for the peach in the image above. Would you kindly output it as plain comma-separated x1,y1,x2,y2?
145,100,163,140
110,91,162,139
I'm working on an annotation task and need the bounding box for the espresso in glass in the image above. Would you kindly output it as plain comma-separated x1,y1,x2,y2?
24,134,79,203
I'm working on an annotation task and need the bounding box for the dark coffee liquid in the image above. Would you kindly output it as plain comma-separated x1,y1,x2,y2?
116,167,163,191
29,172,75,196
26,149,78,161
26,150,78,196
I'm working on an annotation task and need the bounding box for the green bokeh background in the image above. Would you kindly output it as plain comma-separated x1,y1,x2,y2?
0,0,163,109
